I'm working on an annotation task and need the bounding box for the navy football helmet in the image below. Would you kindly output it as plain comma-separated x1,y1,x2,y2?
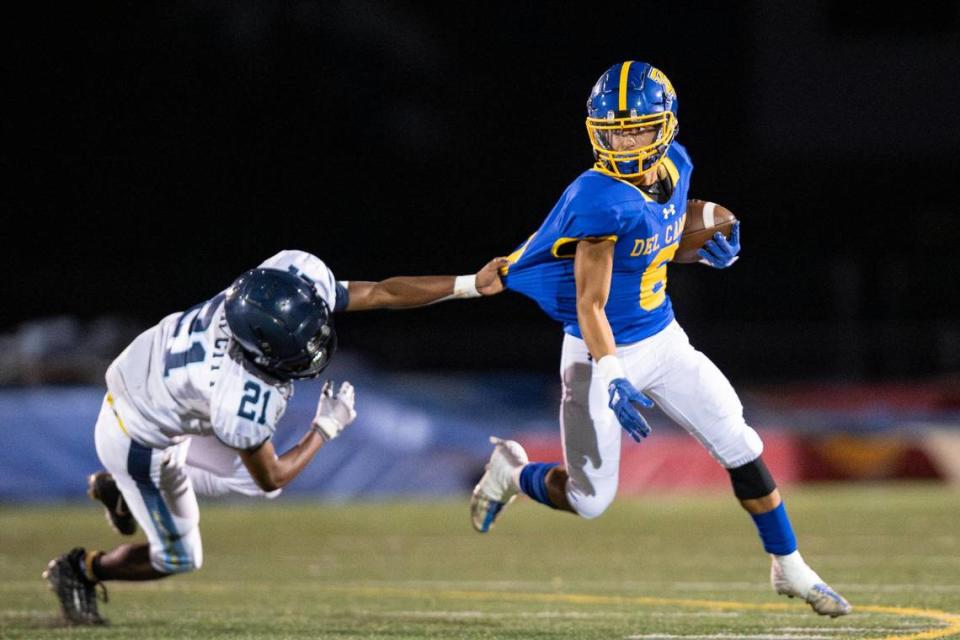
224,268,336,380
586,61,679,179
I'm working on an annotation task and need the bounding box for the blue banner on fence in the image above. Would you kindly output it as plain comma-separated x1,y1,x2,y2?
0,355,559,502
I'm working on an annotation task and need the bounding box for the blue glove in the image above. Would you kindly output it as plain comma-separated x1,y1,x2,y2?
607,378,654,442
698,221,740,268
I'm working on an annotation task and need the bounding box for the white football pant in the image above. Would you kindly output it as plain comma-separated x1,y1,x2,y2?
93,393,279,574
94,392,203,574
560,320,763,519
184,434,282,499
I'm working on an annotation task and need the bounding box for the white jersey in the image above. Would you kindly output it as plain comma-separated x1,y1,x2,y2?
105,250,345,450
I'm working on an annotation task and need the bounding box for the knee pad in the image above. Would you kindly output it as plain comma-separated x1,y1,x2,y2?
150,527,203,574
727,456,777,500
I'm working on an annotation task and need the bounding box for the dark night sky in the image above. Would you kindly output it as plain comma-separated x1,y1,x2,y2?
5,1,960,381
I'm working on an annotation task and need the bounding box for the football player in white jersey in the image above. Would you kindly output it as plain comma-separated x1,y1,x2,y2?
43,249,507,625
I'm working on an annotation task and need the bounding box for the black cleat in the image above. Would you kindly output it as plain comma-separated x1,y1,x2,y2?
88,471,136,536
42,548,108,625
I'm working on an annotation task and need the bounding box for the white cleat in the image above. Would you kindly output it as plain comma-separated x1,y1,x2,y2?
469,437,529,533
771,556,852,618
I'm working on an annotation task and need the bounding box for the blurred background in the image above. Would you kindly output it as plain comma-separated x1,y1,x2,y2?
3,1,960,500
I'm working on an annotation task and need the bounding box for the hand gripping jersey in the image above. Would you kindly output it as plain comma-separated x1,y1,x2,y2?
503,142,692,345
105,250,348,450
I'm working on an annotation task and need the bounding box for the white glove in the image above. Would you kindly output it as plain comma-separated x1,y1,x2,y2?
311,380,357,441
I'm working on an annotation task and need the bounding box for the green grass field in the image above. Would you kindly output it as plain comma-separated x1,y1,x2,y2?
2,484,959,639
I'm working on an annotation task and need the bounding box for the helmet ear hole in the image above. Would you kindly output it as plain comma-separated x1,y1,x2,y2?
224,268,337,380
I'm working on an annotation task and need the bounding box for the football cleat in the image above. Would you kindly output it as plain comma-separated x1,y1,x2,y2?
771,556,852,618
88,471,136,536
42,548,108,625
470,437,529,533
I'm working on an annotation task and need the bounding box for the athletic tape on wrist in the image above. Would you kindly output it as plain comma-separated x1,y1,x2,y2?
434,274,480,303
453,274,480,298
596,355,626,387
311,418,339,441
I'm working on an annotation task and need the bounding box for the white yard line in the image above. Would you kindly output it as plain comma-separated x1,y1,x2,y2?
778,628,935,634
350,609,744,620
319,578,960,594
624,635,833,640
320,585,960,640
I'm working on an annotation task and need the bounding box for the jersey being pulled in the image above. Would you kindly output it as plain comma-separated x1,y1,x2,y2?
502,142,693,344
105,250,345,450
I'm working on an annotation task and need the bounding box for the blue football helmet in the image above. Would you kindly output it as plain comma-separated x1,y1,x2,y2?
224,268,336,380
586,61,679,179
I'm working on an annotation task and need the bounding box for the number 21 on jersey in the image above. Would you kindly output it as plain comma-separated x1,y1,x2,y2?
238,381,271,425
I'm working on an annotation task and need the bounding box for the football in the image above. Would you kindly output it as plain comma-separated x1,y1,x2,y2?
673,199,738,263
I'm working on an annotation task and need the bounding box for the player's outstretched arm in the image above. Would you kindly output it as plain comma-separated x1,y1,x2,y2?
239,381,356,491
344,257,509,311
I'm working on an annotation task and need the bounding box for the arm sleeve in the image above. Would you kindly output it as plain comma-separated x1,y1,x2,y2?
258,250,343,311
334,281,350,312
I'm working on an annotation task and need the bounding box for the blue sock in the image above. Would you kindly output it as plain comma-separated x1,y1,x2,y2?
750,502,798,555
518,462,559,509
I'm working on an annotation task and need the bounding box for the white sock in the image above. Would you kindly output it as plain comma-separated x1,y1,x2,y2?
509,464,525,493
774,550,822,593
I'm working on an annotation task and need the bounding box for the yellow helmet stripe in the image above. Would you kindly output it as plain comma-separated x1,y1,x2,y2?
618,61,632,112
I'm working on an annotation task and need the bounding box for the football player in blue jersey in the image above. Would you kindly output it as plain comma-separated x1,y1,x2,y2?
469,61,851,617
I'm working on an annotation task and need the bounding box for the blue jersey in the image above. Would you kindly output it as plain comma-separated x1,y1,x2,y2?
503,142,693,344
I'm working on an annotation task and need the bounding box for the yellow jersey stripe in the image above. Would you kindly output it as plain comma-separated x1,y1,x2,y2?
661,156,680,186
587,168,656,201
106,393,130,437
618,61,632,112
501,233,535,275
551,235,618,259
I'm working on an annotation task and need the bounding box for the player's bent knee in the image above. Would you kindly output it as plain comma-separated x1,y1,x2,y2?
149,528,203,574
713,423,764,469
150,551,202,574
568,481,617,520
574,502,608,519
